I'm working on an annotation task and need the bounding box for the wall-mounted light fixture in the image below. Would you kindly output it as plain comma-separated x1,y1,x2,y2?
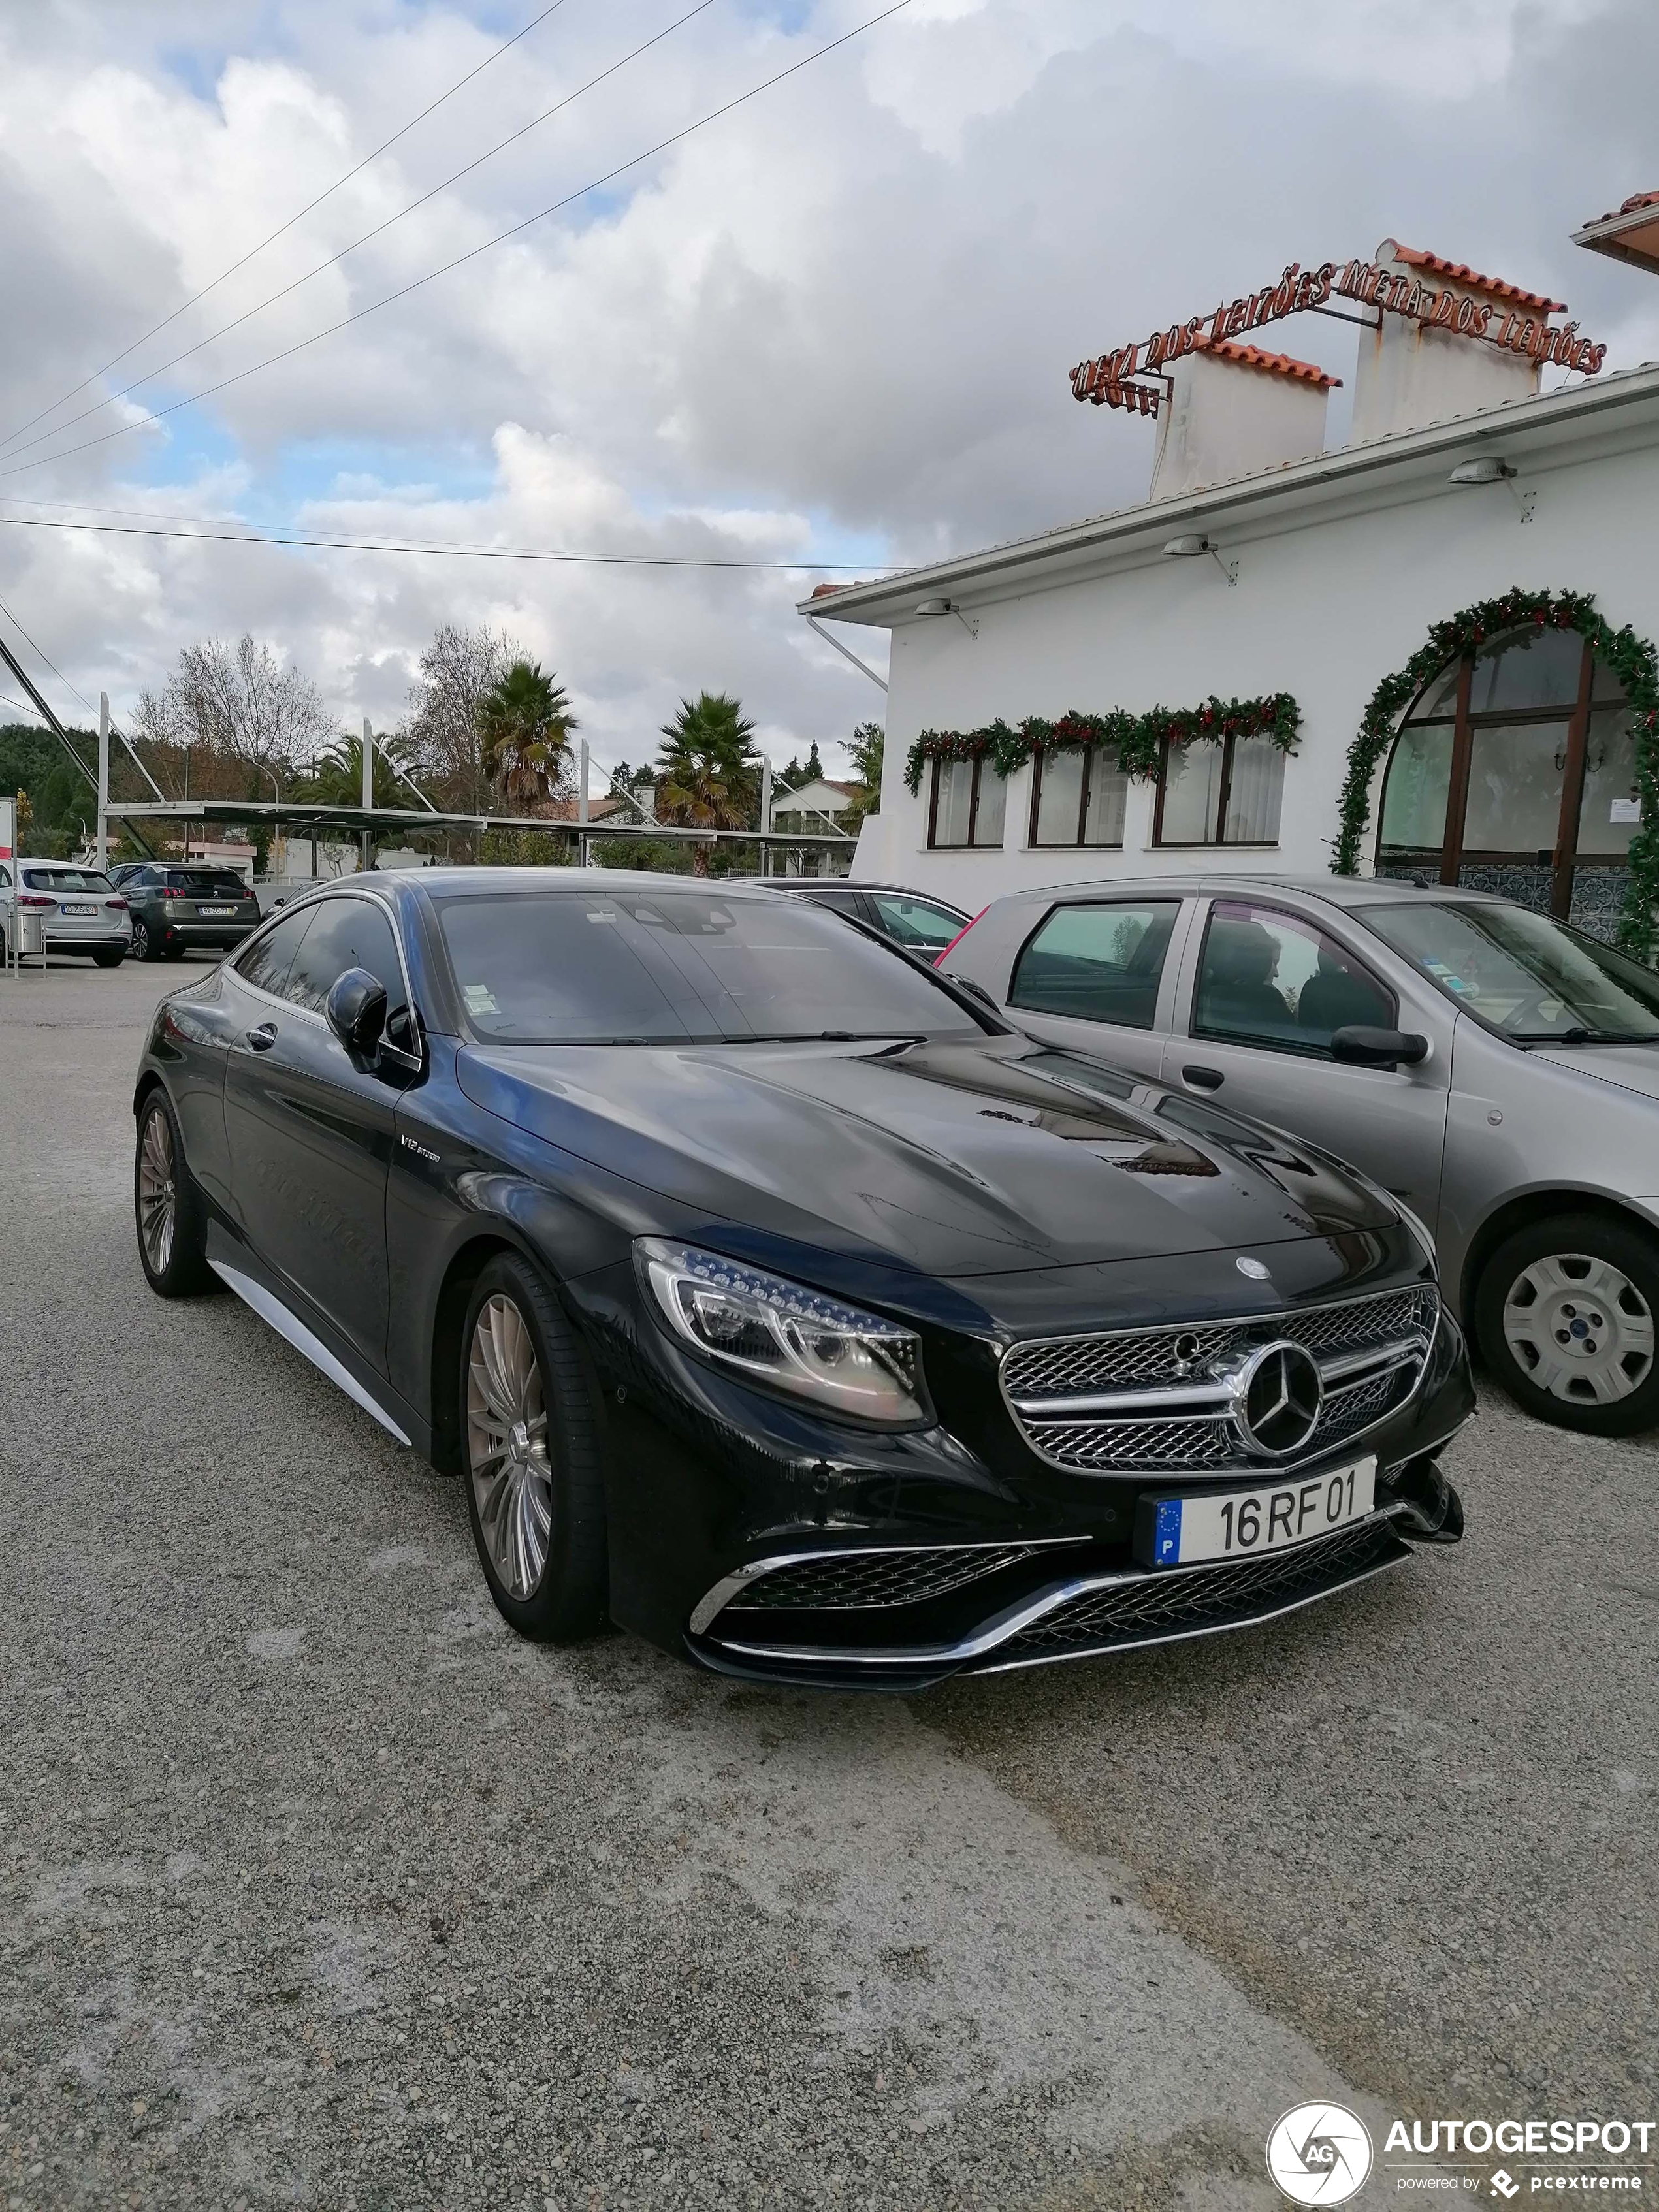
1447,455,1534,522
1161,534,1237,586
914,597,979,639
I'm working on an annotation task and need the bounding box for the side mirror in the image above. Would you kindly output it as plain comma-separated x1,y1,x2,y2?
1330,1024,1429,1070
325,967,388,1056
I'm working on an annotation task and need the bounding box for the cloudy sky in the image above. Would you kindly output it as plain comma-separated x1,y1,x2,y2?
1,0,1656,783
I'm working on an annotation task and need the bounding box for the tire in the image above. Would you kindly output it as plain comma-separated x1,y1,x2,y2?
93,948,126,969
459,1255,608,1642
1474,1210,1659,1435
131,920,155,962
134,1088,215,1297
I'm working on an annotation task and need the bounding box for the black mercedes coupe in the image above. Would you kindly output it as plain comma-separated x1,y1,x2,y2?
133,869,1472,1688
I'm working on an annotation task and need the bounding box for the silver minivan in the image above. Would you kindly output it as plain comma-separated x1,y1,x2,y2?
942,875,1659,1435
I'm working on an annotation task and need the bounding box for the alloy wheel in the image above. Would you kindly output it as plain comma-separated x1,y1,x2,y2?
132,922,150,961
466,1292,553,1600
1502,1251,1655,1407
137,1106,177,1277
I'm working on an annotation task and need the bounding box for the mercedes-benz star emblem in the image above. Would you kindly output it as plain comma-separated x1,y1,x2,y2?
1238,1340,1325,1457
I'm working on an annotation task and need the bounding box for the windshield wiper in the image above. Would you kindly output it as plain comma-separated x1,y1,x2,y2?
726,1031,929,1046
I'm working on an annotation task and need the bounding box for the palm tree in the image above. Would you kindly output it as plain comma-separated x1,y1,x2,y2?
299,728,427,810
479,661,578,807
846,722,884,817
654,692,760,875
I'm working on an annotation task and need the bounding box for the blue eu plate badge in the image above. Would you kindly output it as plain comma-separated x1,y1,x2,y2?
1152,1498,1182,1567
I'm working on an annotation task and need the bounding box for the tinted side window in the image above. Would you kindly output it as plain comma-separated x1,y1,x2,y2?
281,897,407,1019
1194,901,1395,1054
871,893,963,952
1008,902,1181,1031
235,907,317,998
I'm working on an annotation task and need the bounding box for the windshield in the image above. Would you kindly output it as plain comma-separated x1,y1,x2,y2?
22,867,115,894
434,886,990,1045
1362,901,1659,1044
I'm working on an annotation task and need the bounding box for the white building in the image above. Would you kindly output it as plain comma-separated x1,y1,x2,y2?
810,214,1659,949
768,775,862,875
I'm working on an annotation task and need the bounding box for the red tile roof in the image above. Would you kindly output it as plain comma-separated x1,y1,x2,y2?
1194,338,1340,389
1388,243,1565,313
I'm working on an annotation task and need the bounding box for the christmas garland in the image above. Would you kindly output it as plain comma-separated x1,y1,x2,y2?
1332,586,1659,961
902,692,1300,795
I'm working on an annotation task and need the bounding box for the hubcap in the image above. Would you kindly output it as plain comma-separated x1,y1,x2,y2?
1502,1251,1654,1406
465,1294,553,1600
137,1107,177,1275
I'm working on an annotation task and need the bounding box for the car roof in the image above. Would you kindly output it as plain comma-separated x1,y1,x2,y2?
382,866,798,900
990,871,1513,912
733,876,969,909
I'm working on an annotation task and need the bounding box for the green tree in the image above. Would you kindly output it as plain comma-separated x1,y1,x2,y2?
654,692,760,876
479,661,578,807
298,728,428,811
847,722,884,816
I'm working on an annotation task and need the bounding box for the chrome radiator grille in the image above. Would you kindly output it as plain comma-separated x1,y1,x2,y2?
1004,1285,1437,1477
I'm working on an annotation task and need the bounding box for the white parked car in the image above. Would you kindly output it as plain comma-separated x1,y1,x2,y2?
0,861,132,965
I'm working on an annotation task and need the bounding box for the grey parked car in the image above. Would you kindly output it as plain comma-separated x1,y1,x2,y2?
942,874,1659,1435
0,860,132,965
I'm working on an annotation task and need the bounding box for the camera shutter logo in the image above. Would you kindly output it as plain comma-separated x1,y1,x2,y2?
1265,2102,1374,2205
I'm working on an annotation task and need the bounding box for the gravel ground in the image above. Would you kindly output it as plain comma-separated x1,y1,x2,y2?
1,956,1654,2211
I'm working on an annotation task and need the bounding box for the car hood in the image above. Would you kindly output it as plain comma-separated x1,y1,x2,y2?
455,1032,1395,1281
1534,1041,1659,1103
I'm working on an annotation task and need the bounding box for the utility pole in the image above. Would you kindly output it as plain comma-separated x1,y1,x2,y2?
759,756,773,877
96,693,110,870
577,738,590,869
361,716,374,872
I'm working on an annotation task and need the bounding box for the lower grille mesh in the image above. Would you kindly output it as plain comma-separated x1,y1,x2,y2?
725,1545,1040,1612
994,1519,1402,1659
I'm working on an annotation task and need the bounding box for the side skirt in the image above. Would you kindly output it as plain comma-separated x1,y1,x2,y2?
205,1224,418,1449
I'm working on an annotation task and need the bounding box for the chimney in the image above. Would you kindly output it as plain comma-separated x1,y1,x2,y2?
1348,240,1559,443
1149,340,1339,502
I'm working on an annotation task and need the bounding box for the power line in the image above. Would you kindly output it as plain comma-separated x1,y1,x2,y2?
0,0,715,468
0,0,916,487
0,691,48,723
0,0,574,456
0,508,905,571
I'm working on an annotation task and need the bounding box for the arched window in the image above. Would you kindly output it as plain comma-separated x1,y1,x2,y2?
1376,624,1640,938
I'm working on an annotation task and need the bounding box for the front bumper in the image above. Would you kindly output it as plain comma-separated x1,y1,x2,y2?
577,1254,1475,1690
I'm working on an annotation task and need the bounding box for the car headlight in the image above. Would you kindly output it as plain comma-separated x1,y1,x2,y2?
636,1239,927,1426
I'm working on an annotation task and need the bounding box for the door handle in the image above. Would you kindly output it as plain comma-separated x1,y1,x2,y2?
246,1023,278,1051
1182,1064,1224,1090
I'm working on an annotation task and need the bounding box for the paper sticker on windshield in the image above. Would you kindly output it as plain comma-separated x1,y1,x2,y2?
462,984,499,1015
587,908,618,924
